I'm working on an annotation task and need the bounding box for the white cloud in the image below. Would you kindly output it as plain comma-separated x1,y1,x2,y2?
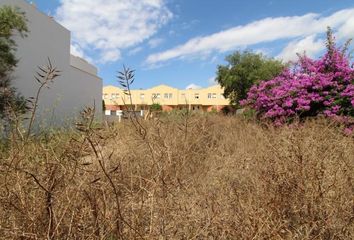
337,14,354,39
209,55,218,64
70,43,93,63
277,35,325,62
146,8,354,65
207,76,217,85
186,83,202,90
128,46,143,56
254,48,272,56
70,43,84,58
100,51,121,64
148,38,164,48
56,0,172,63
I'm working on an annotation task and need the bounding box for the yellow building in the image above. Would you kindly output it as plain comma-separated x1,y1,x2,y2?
103,84,230,115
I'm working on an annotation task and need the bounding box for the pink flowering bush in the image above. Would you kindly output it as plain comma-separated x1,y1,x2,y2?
242,30,354,132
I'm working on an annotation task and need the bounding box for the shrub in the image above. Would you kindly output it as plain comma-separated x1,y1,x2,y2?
241,28,354,131
150,103,162,111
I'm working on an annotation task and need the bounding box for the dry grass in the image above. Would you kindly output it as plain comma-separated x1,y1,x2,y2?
0,113,353,239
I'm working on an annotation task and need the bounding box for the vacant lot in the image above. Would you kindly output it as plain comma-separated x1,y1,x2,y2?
0,114,353,239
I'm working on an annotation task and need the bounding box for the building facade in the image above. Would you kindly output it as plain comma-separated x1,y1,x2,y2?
103,84,230,115
0,0,102,126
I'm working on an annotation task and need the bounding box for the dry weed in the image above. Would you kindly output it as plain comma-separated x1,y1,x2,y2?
0,114,353,239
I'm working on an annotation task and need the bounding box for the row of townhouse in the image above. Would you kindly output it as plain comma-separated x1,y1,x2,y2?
103,84,230,115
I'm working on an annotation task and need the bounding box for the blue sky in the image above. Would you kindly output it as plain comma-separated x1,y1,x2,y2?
33,0,354,89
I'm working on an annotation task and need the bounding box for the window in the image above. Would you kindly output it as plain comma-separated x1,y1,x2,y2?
194,93,200,99
208,93,217,99
164,93,173,99
181,93,186,98
111,93,119,99
152,93,161,99
140,93,145,99
103,94,108,99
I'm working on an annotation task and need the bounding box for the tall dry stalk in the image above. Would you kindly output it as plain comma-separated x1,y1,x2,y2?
26,58,60,140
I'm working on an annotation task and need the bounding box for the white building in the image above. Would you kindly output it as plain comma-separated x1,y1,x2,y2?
0,0,102,126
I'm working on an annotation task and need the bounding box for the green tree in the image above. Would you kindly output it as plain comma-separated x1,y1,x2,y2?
0,6,28,117
216,50,285,106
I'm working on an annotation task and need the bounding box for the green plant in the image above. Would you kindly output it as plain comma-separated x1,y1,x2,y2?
209,107,218,114
150,103,162,112
0,6,28,117
216,50,285,106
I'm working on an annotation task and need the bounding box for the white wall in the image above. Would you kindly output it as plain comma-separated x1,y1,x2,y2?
70,55,97,76
0,0,102,127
